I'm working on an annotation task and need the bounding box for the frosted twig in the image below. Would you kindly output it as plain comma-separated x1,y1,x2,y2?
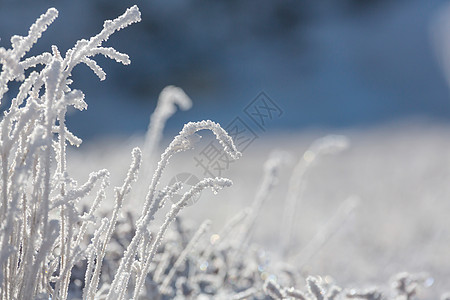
107,182,182,299
263,279,285,299
83,148,141,300
109,120,240,299
0,5,140,300
141,120,241,221
131,178,232,300
285,287,307,299
346,287,383,300
289,196,359,266
307,276,325,300
143,85,192,173
231,287,259,300
199,208,251,265
391,272,430,300
280,135,349,255
0,8,58,99
160,219,211,295
237,152,286,249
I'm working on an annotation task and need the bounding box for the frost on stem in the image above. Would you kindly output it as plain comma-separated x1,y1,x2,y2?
83,148,141,300
289,196,359,267
231,151,286,264
391,272,430,300
231,287,258,300
285,287,307,300
136,86,192,201
109,120,241,299
143,85,192,163
160,219,211,295
107,181,183,300
50,169,110,209
0,5,141,300
131,178,233,300
0,8,58,99
65,5,141,82
263,279,285,299
142,120,241,218
307,276,325,300
280,135,349,256
199,207,251,266
346,287,383,300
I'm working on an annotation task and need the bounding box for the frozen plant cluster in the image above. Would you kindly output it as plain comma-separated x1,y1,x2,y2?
0,4,448,300
85,207,436,300
0,5,239,300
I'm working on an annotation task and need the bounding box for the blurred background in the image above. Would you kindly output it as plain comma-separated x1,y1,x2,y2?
1,0,450,140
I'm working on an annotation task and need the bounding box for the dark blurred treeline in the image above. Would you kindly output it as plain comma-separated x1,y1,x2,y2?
1,0,449,138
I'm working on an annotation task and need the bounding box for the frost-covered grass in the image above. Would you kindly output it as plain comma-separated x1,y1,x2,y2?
67,124,450,299
1,5,450,300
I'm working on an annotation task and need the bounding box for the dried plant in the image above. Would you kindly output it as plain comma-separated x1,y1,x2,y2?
0,4,446,300
0,6,240,300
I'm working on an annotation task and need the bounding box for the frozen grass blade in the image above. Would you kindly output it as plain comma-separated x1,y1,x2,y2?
160,219,211,295
131,177,232,300
280,135,349,255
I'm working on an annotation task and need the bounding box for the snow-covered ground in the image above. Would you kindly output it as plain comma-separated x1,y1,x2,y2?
67,121,450,297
